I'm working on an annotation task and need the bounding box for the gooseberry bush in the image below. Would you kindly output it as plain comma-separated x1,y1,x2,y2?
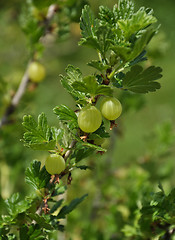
2,0,175,239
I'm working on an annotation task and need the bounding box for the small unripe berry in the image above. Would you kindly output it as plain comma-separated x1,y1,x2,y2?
78,106,102,133
28,61,46,83
45,154,65,175
100,97,122,120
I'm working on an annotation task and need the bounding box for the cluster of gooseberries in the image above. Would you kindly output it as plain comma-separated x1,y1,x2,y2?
27,63,122,175
45,97,122,176
78,97,122,133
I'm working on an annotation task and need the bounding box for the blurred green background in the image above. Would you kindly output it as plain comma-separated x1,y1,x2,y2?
0,0,175,239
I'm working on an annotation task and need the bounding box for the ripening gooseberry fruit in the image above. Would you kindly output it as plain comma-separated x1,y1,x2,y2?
100,97,122,120
45,154,65,175
78,106,102,133
28,61,46,83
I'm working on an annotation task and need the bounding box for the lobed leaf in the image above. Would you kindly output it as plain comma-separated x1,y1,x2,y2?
114,0,134,21
79,5,100,50
5,193,33,218
99,6,116,26
25,160,50,190
65,65,82,84
123,65,162,93
118,7,157,40
111,26,157,62
53,105,78,130
72,75,113,97
22,113,56,150
87,60,110,72
99,0,134,26
60,65,86,103
71,145,95,163
79,5,99,38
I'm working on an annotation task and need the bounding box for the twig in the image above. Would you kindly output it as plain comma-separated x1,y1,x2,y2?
0,4,58,129
0,70,29,128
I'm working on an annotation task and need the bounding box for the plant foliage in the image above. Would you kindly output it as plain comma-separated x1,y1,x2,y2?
1,0,169,239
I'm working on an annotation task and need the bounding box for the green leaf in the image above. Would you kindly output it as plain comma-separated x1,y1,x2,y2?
111,26,157,62
72,75,113,97
123,65,162,93
65,65,82,83
71,145,95,163
89,123,110,140
87,60,110,72
79,36,101,51
112,72,125,88
96,26,114,56
80,6,114,55
49,199,64,214
80,141,107,152
22,113,56,150
27,224,46,240
129,50,147,66
25,160,50,190
72,75,97,96
80,5,99,39
118,7,157,40
76,165,93,170
99,6,116,26
99,0,134,25
60,65,86,103
79,5,100,49
51,127,64,143
53,105,78,129
5,193,33,218
57,194,88,219
73,135,107,152
95,85,113,96
52,185,67,197
19,225,29,240
113,0,134,20
110,43,131,62
27,214,53,230
130,26,157,61
20,223,47,240
61,77,79,101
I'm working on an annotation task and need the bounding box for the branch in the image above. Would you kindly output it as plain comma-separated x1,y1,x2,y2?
0,70,29,128
0,4,58,129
